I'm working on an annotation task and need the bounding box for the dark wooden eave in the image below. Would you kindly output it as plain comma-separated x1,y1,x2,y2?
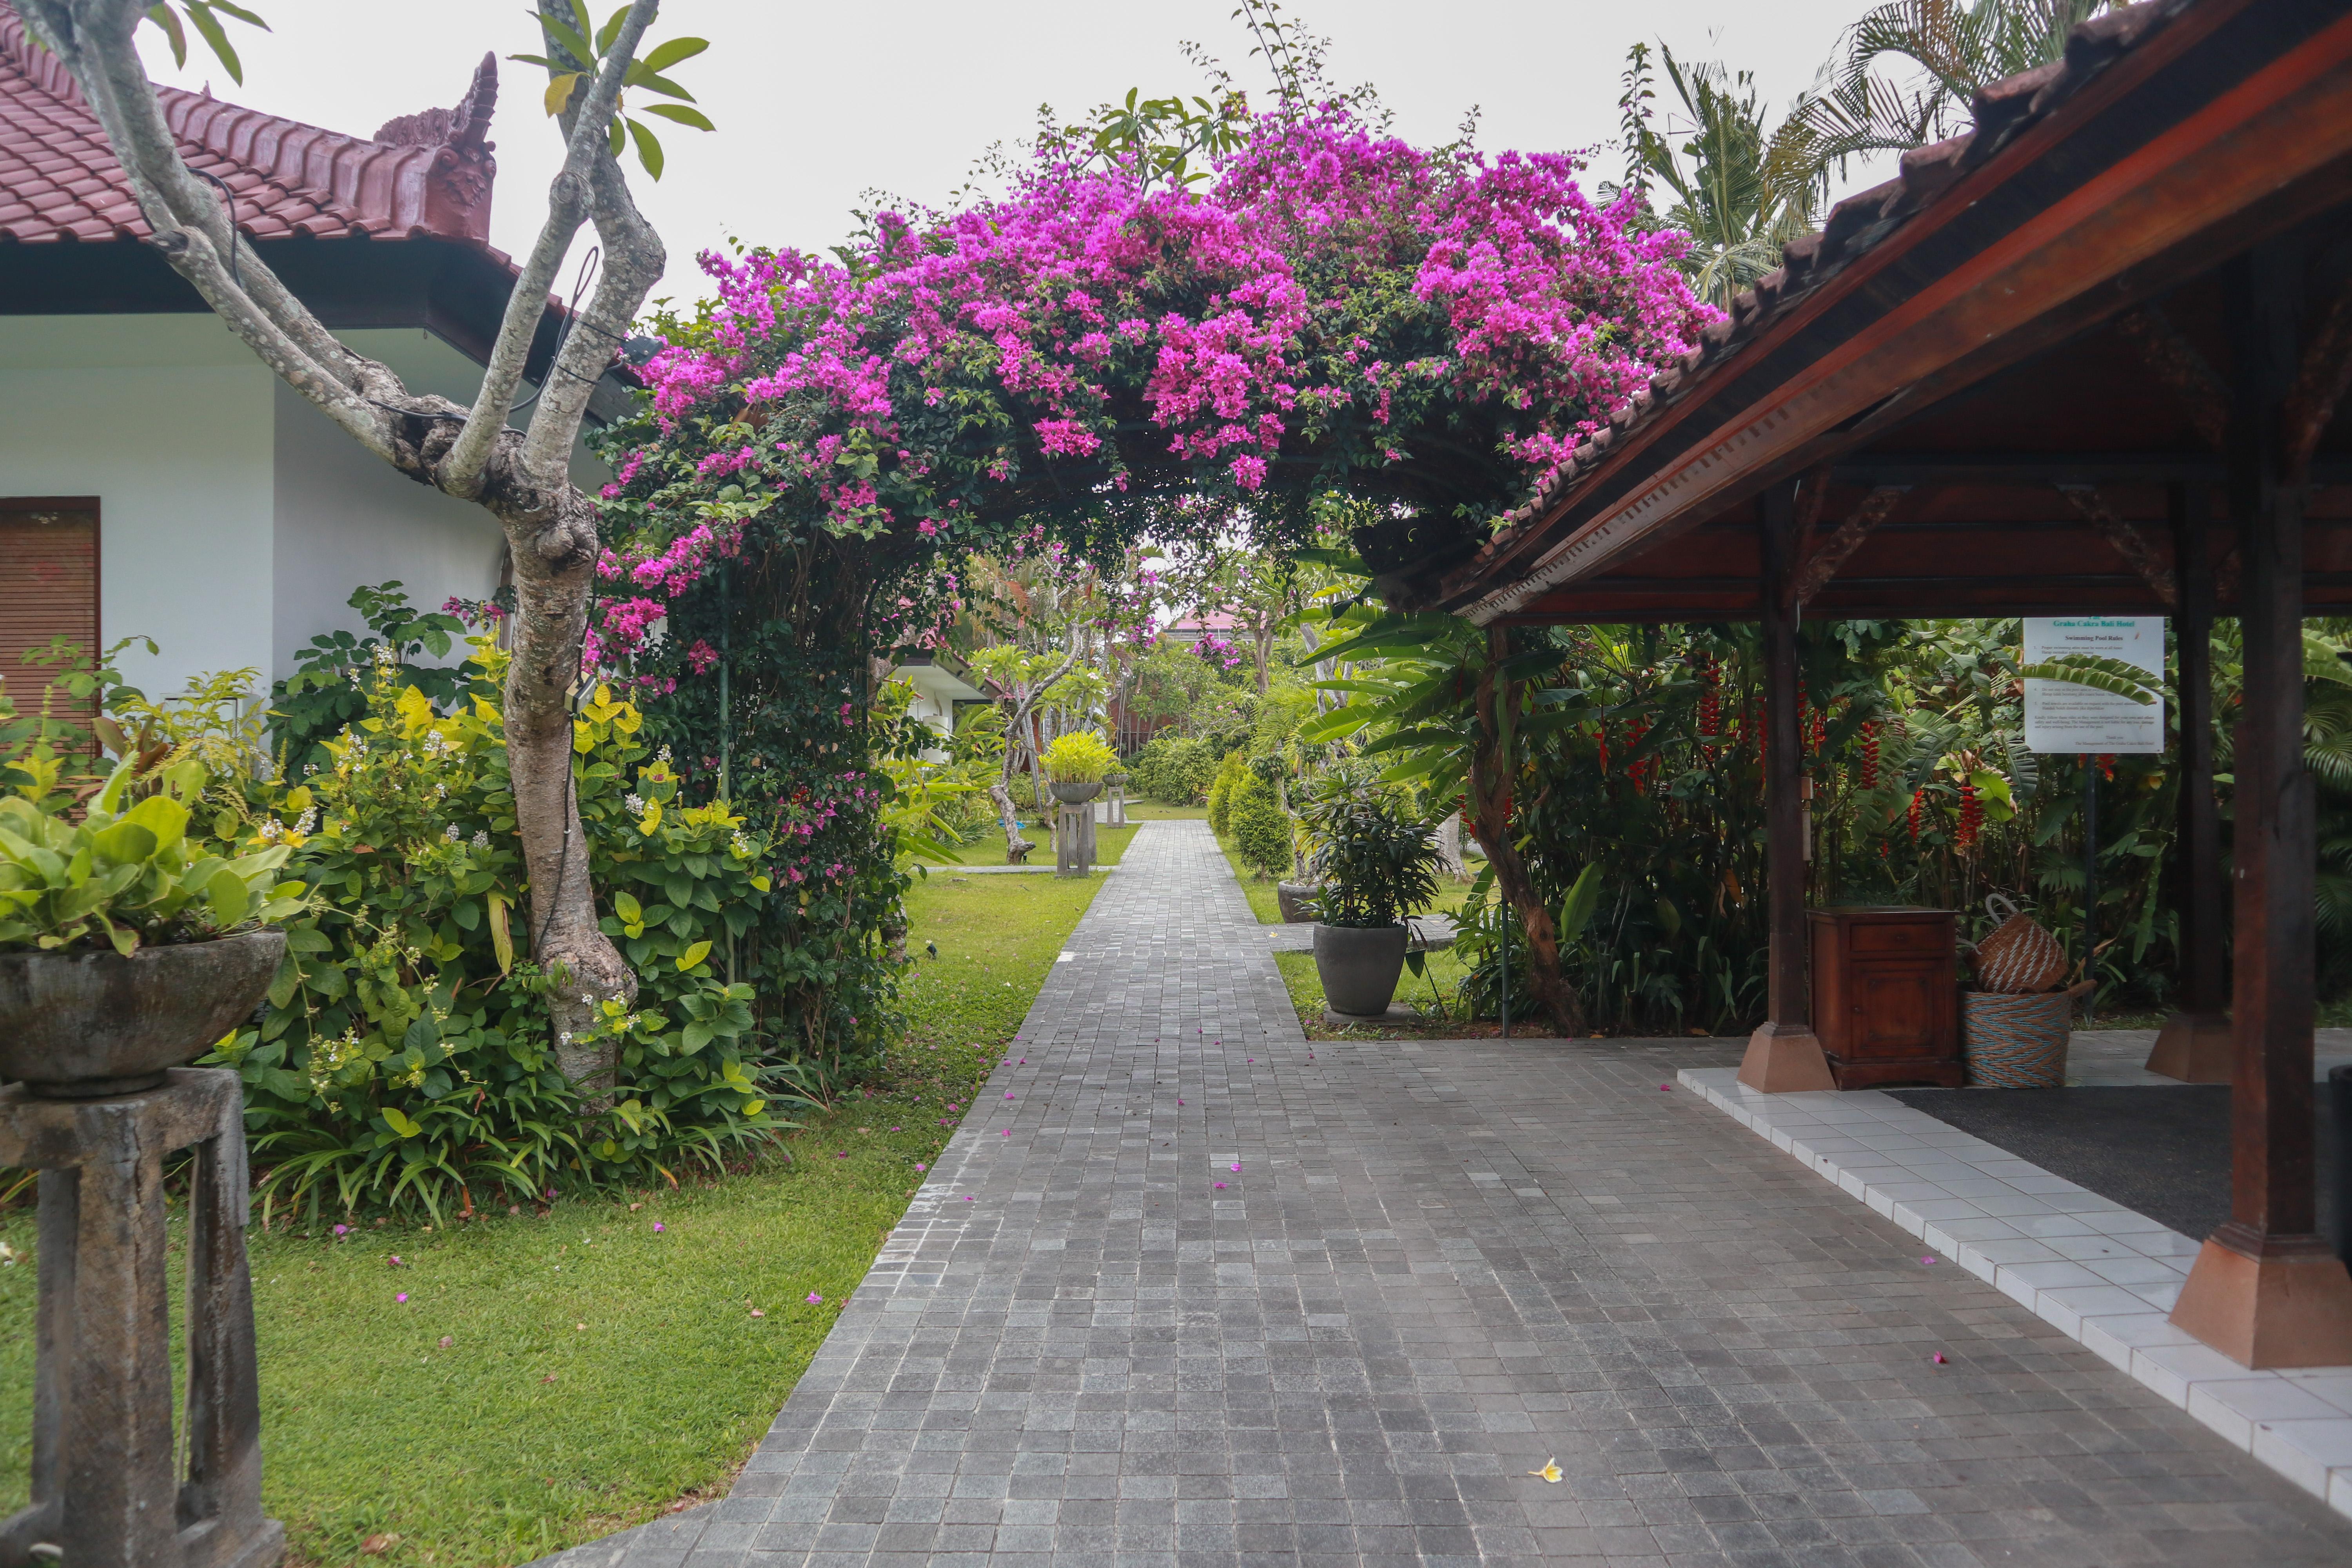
1399,0,2352,625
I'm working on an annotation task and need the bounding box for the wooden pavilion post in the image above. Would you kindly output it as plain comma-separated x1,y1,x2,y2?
1738,481,1834,1093
2147,481,2232,1081
2170,243,2352,1367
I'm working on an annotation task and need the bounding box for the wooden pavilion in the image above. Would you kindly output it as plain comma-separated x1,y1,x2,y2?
1380,0,2352,1368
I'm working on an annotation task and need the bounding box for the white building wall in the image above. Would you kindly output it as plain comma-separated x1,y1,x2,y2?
0,316,276,702
0,317,539,704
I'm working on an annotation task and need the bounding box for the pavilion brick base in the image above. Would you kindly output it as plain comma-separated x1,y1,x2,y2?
2171,1237,2352,1370
2147,1012,2236,1083
1736,1022,1833,1093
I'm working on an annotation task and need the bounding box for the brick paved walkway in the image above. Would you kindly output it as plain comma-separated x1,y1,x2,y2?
546,820,2352,1567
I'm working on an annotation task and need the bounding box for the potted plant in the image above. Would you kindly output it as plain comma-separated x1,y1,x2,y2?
1042,731,1116,804
1300,767,1441,1017
0,753,307,1097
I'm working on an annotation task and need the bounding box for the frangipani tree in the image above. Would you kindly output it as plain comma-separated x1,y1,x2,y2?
17,0,712,1094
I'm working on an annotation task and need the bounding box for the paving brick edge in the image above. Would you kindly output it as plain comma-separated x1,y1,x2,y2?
1677,1065,2352,1522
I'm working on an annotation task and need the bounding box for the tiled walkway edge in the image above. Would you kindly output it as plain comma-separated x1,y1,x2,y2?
1678,1066,2352,1520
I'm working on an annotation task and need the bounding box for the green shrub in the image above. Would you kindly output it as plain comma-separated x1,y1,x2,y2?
1132,735,1218,805
205,641,793,1223
1205,751,1248,836
270,581,474,777
1230,779,1293,880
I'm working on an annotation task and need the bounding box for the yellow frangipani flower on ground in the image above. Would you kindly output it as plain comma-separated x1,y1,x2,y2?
1529,1459,1562,1483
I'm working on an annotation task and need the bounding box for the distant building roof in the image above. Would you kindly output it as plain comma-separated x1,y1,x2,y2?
0,10,503,247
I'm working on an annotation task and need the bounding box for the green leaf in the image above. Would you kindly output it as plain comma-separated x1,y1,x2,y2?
625,116,664,180
621,62,696,101
89,820,158,865
613,890,642,923
636,101,715,131
681,1021,714,1054
382,1106,422,1138
402,1015,440,1055
144,4,191,68
1556,864,1604,942
1295,707,1370,744
641,36,709,71
593,3,629,52
180,0,245,84
676,939,711,972
2018,654,2158,704
205,865,250,928
119,792,191,851
534,8,597,69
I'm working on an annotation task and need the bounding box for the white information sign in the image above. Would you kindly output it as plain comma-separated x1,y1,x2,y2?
2022,617,2166,754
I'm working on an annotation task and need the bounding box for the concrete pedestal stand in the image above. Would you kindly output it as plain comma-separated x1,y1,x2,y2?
1104,780,1128,827
0,1067,281,1568
1051,783,1102,877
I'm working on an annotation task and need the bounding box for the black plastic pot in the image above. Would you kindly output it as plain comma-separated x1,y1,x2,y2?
0,929,287,1098
1313,923,1408,1017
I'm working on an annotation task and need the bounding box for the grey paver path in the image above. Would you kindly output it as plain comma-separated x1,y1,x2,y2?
539,819,2352,1566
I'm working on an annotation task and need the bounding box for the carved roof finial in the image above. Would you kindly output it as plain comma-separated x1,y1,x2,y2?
372,52,498,152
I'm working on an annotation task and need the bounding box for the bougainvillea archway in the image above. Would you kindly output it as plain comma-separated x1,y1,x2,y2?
587,92,1715,1066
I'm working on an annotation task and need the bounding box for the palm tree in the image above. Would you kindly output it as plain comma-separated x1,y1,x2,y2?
1622,44,1821,311
1771,1,2119,194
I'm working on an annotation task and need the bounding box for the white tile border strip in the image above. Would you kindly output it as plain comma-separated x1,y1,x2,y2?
1678,1065,2352,1521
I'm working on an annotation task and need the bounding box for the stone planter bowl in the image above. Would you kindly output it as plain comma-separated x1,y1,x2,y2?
1049,781,1104,804
0,929,287,1099
1313,923,1409,1018
1105,773,1131,786
1276,881,1320,924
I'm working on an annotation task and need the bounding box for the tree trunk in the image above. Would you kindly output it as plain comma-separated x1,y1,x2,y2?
1468,632,1581,1035
495,484,637,1096
988,772,1033,862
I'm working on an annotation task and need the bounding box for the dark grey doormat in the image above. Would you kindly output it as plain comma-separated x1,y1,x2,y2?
1886,1085,2343,1252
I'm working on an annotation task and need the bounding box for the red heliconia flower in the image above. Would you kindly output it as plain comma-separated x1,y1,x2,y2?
1908,788,1926,840
1956,782,1982,853
1858,720,1880,789
1696,658,1721,739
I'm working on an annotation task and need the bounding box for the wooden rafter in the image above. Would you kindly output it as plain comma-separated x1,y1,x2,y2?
1790,485,1908,608
2057,484,2178,605
2113,305,2230,450
2285,271,2352,479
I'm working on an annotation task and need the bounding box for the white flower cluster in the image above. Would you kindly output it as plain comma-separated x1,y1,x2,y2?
656,745,672,762
258,818,285,842
624,793,647,815
471,829,490,850
730,832,754,857
294,807,318,836
442,823,461,842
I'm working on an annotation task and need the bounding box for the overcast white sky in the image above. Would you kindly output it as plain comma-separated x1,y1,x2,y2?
145,1,1896,308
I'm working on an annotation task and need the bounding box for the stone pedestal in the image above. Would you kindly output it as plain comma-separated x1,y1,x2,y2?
1055,802,1098,876
1104,784,1127,827
0,1068,282,1568
1738,1022,1835,1094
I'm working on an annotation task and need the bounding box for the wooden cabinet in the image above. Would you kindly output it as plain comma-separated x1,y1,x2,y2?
1808,907,1962,1089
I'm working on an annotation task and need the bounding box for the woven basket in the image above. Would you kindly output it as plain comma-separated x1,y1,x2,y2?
1960,989,2074,1088
1971,894,2069,995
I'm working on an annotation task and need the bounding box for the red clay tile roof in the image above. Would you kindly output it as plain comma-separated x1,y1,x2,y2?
0,7,499,247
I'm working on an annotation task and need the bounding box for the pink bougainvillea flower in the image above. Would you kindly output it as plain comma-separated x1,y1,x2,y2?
1230,1163,1242,1172
1932,1352,1947,1364
750,1308,765,1318
807,1292,823,1304
653,1223,665,1233
1659,1084,1671,1091
395,1292,409,1304
1922,1256,1937,1265
962,1195,975,1201
388,1256,403,1267
914,1163,926,1171
1214,1182,1227,1189
333,1224,348,1237
1002,1129,1012,1137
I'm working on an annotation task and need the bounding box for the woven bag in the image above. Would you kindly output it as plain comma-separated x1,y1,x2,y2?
1971,894,2068,995
1960,989,2075,1087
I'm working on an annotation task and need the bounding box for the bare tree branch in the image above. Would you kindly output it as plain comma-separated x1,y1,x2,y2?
445,0,661,496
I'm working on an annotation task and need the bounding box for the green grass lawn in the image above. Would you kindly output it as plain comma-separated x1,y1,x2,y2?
0,869,1111,1568
1122,800,1207,820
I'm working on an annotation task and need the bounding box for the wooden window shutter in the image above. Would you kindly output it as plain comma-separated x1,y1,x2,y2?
0,499,101,725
